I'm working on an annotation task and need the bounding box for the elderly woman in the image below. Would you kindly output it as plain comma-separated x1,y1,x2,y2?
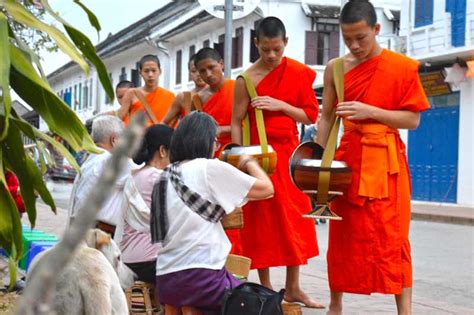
115,124,174,283
151,112,274,314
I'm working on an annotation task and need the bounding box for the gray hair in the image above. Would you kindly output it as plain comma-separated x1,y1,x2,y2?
91,116,125,144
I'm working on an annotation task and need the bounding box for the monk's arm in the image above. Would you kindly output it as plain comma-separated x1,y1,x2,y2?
162,93,184,126
116,88,135,119
231,78,250,145
252,96,312,124
316,62,337,148
336,102,421,129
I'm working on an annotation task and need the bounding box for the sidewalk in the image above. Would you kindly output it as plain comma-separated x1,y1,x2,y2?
22,202,473,314
411,202,474,225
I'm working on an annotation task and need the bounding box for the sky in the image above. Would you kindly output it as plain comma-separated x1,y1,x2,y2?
41,0,170,74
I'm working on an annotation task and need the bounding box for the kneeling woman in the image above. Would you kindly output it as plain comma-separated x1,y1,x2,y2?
151,112,274,314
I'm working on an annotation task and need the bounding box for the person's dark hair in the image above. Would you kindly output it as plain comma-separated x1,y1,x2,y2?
115,80,134,90
139,54,161,70
169,112,217,163
255,16,286,40
194,48,222,66
340,0,377,27
133,124,174,165
188,54,197,69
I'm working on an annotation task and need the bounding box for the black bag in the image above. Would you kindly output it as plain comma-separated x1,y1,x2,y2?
221,282,285,315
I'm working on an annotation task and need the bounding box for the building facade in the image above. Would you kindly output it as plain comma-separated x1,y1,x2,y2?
399,0,473,206
46,0,400,127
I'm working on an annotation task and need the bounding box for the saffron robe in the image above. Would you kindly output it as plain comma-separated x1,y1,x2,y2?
200,80,240,254
201,80,234,148
327,49,430,294
240,57,319,268
123,87,175,126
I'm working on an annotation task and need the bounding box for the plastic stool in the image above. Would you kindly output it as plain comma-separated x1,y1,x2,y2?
25,241,57,272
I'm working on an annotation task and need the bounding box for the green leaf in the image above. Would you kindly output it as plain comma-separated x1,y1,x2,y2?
7,248,17,290
9,43,99,154
11,115,81,172
0,13,11,140
8,22,47,80
1,0,89,75
0,182,22,261
73,0,101,32
39,1,114,103
2,121,56,227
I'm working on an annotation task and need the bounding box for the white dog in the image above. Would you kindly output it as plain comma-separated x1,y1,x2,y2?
28,229,135,315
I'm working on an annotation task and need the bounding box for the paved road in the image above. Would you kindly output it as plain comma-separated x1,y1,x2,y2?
30,181,474,314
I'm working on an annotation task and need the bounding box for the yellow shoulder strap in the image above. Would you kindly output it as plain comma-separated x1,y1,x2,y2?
316,58,344,205
239,73,270,172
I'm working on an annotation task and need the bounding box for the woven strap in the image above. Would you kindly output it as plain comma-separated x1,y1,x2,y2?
316,58,344,205
133,90,159,124
192,94,203,111
239,73,270,172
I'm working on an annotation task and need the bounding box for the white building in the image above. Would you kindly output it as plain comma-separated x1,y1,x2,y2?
399,0,474,206
46,0,400,126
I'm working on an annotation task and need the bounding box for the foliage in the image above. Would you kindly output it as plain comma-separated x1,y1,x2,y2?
0,0,114,284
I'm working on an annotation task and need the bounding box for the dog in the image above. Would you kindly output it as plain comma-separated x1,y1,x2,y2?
28,229,135,315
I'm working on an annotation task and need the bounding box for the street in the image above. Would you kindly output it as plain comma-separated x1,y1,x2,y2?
30,181,474,314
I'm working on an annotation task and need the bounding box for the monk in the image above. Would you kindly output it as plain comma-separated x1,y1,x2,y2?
315,1,430,314
162,54,208,126
232,16,322,308
194,47,234,150
118,54,175,126
193,47,240,254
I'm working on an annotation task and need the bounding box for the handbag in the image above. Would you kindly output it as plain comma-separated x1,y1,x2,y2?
221,282,285,315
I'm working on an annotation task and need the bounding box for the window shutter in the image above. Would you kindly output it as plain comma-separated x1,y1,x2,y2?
176,50,182,85
305,31,318,65
329,31,340,60
249,29,259,62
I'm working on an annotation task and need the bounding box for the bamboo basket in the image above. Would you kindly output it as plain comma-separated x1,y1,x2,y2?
225,254,251,280
221,207,243,230
282,303,302,315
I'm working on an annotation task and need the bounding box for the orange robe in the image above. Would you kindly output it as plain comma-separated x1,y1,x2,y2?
240,57,319,268
327,49,430,294
202,80,234,148
123,87,175,126
200,80,241,254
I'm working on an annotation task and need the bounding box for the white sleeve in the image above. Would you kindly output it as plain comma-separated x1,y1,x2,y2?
206,159,256,214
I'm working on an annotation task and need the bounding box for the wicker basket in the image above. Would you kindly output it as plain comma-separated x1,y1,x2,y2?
221,207,243,230
225,254,251,279
282,303,302,315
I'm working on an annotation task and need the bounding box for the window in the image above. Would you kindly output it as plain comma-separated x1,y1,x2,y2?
414,0,434,27
249,20,262,63
131,62,141,87
232,27,243,68
83,84,89,109
119,67,127,81
78,83,82,110
105,73,113,105
189,45,196,81
176,50,182,85
74,84,77,110
305,24,339,65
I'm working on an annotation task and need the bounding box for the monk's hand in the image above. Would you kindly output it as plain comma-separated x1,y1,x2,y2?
336,101,376,120
251,96,285,112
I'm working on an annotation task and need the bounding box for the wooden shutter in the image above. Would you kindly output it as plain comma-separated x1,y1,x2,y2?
249,29,259,63
176,50,182,85
329,31,340,60
305,31,318,65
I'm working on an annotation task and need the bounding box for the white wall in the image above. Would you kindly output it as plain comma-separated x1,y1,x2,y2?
457,78,474,206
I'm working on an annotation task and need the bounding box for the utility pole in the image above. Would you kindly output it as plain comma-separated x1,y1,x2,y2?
224,0,233,78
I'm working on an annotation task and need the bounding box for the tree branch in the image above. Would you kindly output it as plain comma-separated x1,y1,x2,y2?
15,113,146,315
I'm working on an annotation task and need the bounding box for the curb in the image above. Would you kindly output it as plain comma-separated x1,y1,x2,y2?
411,212,474,226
